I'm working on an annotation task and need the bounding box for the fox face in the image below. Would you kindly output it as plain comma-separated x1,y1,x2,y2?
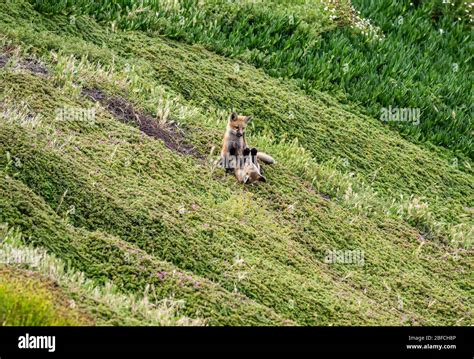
236,161,266,184
220,112,274,183
227,112,252,138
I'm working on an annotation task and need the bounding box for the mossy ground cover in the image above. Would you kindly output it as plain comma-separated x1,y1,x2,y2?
0,266,90,326
0,0,472,325
0,226,206,326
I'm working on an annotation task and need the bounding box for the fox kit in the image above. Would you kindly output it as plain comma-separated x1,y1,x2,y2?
221,112,275,183
234,148,266,184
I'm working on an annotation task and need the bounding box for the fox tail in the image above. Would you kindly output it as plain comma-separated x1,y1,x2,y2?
257,152,275,165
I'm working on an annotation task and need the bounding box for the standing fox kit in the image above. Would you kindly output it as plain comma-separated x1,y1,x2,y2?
221,112,275,184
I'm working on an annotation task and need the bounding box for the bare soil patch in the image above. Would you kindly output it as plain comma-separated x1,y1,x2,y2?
81,87,201,157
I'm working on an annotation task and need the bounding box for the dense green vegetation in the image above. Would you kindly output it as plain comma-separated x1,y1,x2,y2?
30,0,474,158
0,0,472,326
0,226,205,325
0,266,89,326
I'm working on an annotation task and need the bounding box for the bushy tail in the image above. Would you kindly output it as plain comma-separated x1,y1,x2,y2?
257,152,275,164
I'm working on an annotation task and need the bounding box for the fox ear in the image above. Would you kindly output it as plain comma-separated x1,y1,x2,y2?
245,116,252,123
230,112,238,122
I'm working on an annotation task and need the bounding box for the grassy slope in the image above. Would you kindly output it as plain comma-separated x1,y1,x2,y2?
28,0,473,158
0,0,472,325
0,266,91,325
0,226,206,326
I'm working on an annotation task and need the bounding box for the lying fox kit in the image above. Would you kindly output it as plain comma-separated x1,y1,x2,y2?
221,112,275,184
232,147,266,184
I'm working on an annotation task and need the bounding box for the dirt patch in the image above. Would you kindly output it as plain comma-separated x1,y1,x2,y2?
0,47,197,157
0,54,8,68
0,46,49,75
82,87,201,157
320,193,331,201
21,57,49,75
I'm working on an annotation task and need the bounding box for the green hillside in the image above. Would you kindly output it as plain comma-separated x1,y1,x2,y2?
0,0,472,326
30,0,474,158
